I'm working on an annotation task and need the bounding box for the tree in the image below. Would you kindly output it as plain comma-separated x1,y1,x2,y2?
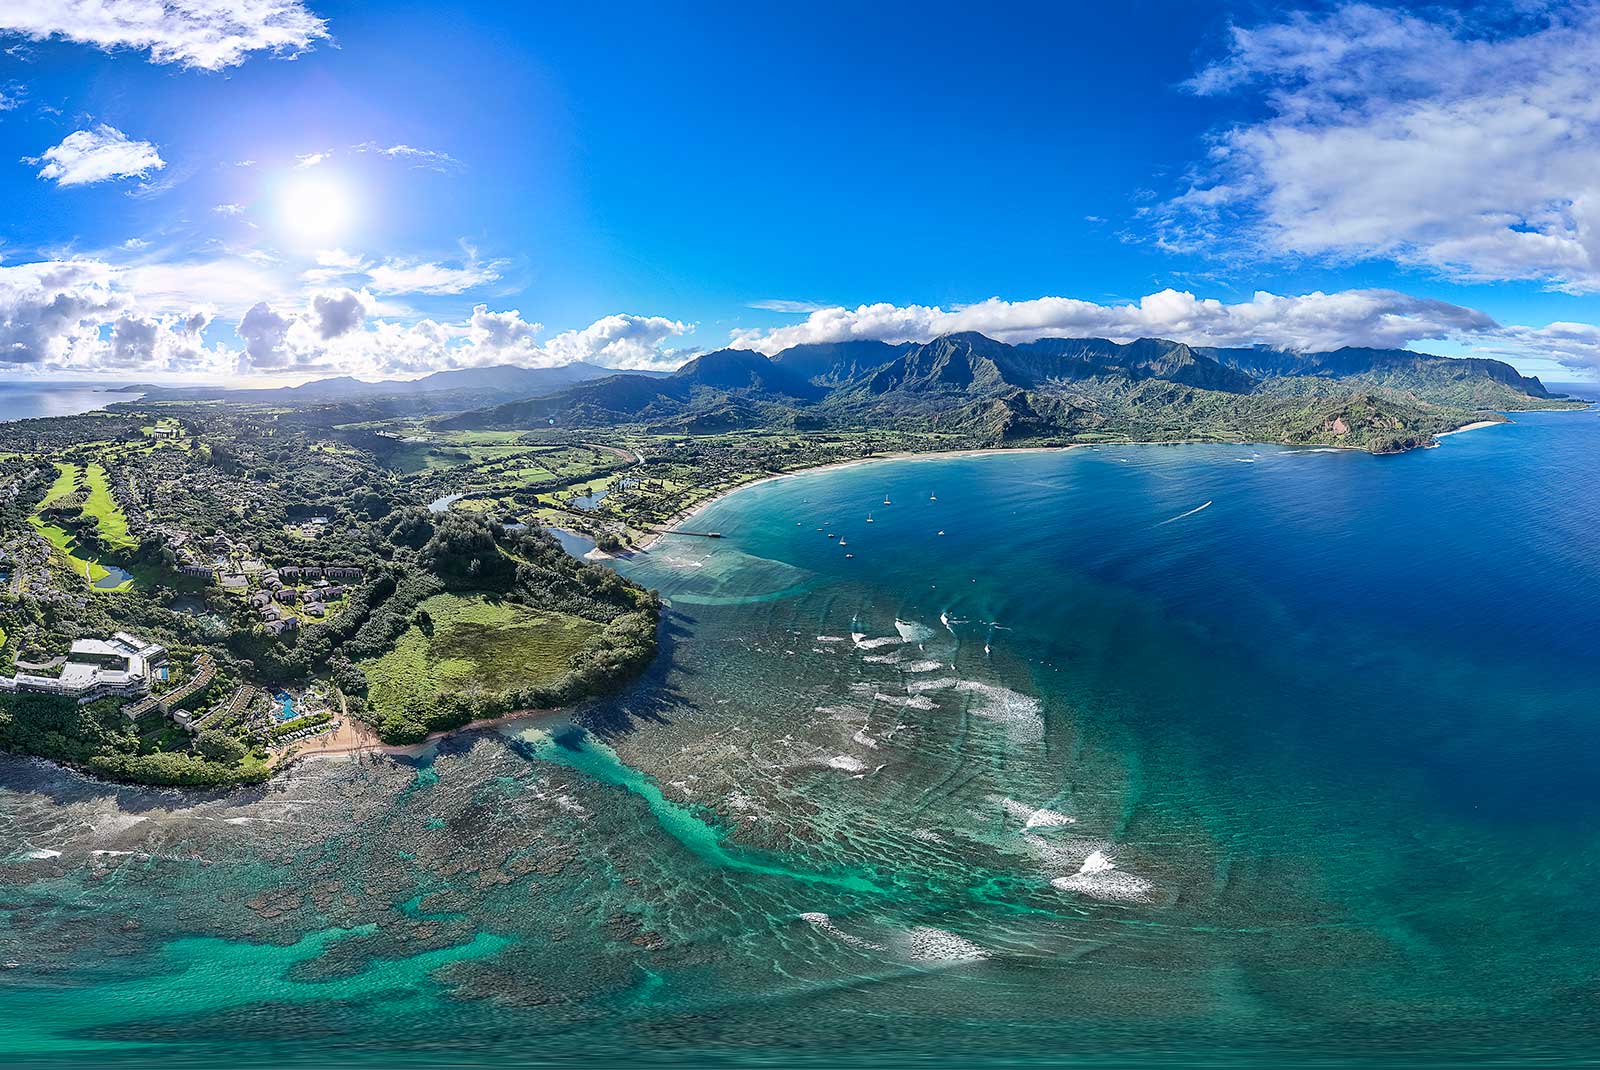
194,728,246,764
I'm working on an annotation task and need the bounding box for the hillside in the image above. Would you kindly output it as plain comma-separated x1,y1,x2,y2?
438,332,1573,452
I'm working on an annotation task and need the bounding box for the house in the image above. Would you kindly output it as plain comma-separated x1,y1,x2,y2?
279,566,302,580
303,602,325,617
274,588,300,603
180,564,215,579
265,618,297,637
324,566,364,579
249,591,272,609
321,585,347,600
150,427,180,439
259,605,281,622
220,573,248,593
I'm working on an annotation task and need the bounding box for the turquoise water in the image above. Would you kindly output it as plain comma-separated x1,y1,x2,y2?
2,409,1598,1066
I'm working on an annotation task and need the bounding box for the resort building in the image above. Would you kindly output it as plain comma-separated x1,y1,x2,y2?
0,632,167,705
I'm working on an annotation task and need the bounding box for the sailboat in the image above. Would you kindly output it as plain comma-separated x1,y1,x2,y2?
866,512,874,523
838,537,847,546
883,494,892,505
930,491,937,501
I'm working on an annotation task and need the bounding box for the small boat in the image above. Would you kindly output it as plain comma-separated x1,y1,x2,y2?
827,533,836,539
838,538,847,546
937,530,946,536
866,512,874,523
883,495,892,505
845,553,854,559
930,492,937,501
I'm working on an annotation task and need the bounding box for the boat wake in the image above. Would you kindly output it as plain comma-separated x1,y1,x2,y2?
1158,500,1212,525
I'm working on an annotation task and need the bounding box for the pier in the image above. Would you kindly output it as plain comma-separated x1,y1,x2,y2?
658,529,723,538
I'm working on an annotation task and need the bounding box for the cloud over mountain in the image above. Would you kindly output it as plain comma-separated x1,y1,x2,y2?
729,289,1497,356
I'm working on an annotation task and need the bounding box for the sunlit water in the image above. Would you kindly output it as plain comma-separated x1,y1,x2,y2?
3,410,1599,1067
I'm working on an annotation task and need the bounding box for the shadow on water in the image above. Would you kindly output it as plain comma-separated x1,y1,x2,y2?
575,610,700,738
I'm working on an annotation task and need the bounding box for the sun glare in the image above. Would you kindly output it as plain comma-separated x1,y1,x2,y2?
278,174,354,242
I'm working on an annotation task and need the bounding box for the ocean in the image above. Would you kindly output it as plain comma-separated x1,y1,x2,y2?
0,382,142,422
2,407,1598,1067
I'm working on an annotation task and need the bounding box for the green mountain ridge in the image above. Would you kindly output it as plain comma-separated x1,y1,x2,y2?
435,332,1575,452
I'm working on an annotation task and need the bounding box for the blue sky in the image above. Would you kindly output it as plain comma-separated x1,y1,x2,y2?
4,0,1600,381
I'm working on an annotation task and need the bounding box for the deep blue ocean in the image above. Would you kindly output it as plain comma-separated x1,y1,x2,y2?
2,408,1598,1067
0,382,141,422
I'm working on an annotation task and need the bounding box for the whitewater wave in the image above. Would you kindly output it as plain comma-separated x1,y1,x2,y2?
895,619,935,642
816,635,847,643
800,912,885,951
903,926,991,964
18,848,62,860
1051,850,1154,903
863,652,902,664
956,681,1044,742
854,634,903,650
827,755,867,773
874,693,937,711
907,676,960,693
901,659,944,673
997,797,1077,830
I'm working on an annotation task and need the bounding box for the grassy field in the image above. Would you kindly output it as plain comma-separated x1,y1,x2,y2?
81,462,137,551
360,593,601,718
27,460,137,590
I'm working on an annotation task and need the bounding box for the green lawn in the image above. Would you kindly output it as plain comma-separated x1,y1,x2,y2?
27,460,137,590
360,593,601,719
81,462,137,551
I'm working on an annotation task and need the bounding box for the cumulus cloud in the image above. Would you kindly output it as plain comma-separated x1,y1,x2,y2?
729,289,1497,356
27,124,164,186
309,288,367,339
0,258,222,372
237,301,292,367
0,0,330,70
1161,3,1600,291
539,313,694,370
294,150,329,168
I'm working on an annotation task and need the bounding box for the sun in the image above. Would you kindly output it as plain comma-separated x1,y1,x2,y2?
277,173,354,242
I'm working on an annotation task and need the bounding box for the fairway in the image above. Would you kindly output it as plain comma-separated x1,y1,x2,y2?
361,593,601,719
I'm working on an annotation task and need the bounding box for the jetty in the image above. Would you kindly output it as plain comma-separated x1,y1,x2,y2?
658,529,723,539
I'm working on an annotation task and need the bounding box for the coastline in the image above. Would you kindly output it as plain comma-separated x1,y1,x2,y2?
1433,419,1502,438
630,444,1086,553
624,414,1538,554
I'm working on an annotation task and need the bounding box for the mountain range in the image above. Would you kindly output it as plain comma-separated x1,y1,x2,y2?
127,362,667,408
435,333,1567,452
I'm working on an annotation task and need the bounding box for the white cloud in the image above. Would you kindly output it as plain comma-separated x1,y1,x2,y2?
294,150,329,168
354,141,461,172
0,0,329,70
729,289,1497,356
539,314,693,370
0,258,224,372
1162,3,1600,292
213,202,244,215
364,257,501,295
749,298,826,314
309,287,366,339
27,124,164,186
237,301,293,367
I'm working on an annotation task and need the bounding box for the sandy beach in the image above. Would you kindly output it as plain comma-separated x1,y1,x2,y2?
1434,419,1504,438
